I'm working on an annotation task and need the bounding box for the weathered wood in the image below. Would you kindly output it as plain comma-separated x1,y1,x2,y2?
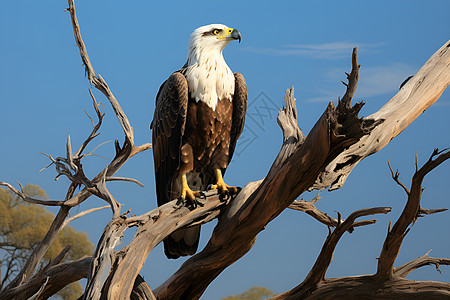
0,256,92,300
2,2,449,298
376,149,450,280
154,48,380,299
394,250,450,278
85,190,230,300
275,276,450,300
274,149,450,299
130,275,156,300
0,1,151,298
310,40,450,191
300,208,391,288
289,196,378,231
154,42,449,299
1,205,71,294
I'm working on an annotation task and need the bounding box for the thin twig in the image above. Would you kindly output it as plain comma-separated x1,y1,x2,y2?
387,159,410,195
75,89,105,157
289,197,375,233
63,205,111,228
106,177,145,187
418,207,448,217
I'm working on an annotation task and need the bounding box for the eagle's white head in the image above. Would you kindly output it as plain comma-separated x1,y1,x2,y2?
185,24,241,110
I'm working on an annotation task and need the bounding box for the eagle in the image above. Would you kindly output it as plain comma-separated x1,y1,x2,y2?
151,24,247,259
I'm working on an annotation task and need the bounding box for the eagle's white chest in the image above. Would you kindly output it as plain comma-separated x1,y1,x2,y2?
185,54,235,111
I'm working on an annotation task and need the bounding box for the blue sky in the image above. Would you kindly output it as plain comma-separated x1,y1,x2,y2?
1,1,449,298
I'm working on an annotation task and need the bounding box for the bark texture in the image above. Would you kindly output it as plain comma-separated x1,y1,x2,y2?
154,43,450,299
0,1,449,298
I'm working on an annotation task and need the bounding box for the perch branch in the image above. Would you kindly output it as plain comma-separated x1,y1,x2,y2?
155,42,448,299
84,190,229,300
155,47,381,299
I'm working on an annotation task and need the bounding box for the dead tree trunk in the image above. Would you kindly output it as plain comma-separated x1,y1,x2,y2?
0,0,448,299
274,149,450,299
154,42,450,299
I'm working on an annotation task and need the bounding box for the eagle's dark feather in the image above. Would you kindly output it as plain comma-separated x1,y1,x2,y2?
151,71,247,259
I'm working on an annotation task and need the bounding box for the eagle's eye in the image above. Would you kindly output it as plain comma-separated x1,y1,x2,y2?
213,29,220,35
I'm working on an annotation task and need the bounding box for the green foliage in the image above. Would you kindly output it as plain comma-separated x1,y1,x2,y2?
0,185,94,299
221,286,277,300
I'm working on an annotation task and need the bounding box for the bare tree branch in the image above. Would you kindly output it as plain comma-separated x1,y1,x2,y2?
388,159,410,195
376,149,450,280
394,250,450,278
314,208,388,280
288,196,377,232
131,274,156,300
311,40,450,191
0,256,92,300
0,1,152,294
155,41,450,300
0,182,64,206
418,207,448,217
273,276,450,300
154,48,382,299
62,205,111,228
106,176,145,187
75,89,105,157
1,205,70,293
2,2,448,298
85,190,229,300
66,0,133,143
275,207,391,298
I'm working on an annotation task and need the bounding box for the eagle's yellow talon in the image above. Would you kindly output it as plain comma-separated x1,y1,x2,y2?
181,174,202,207
210,169,239,195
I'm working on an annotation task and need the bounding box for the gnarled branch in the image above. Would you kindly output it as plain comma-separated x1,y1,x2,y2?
155,47,381,300
84,190,230,300
376,148,450,280
311,40,450,191
289,195,378,232
394,250,450,278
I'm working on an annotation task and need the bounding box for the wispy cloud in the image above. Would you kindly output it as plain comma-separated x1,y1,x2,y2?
306,63,417,102
244,41,384,59
357,63,417,98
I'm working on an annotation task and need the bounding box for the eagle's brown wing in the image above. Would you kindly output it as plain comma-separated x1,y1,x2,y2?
151,72,189,207
151,71,200,259
227,72,247,166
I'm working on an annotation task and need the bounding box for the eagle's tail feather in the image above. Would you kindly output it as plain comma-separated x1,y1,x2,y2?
164,225,201,259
